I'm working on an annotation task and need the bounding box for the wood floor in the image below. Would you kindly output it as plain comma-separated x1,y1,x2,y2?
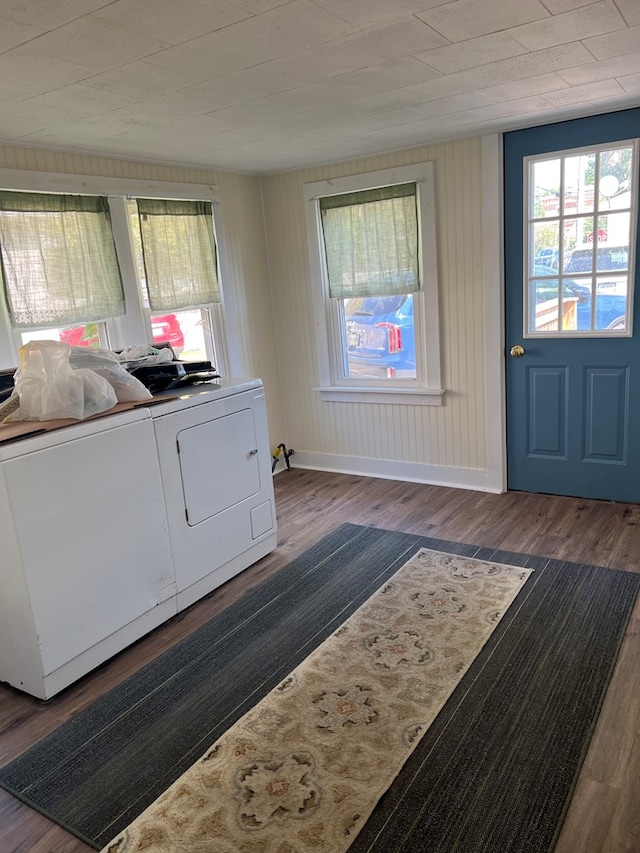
1,469,639,853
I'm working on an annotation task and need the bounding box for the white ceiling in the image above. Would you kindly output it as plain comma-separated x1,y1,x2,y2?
0,0,639,174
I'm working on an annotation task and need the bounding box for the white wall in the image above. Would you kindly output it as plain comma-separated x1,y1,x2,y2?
262,137,502,491
0,139,505,493
0,145,285,450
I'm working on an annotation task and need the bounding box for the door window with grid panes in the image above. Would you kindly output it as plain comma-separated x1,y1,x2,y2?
526,142,637,337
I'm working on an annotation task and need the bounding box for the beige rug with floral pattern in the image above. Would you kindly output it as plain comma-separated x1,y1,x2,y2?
102,548,531,853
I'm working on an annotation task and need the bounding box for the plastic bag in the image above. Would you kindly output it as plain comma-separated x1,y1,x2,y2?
69,347,152,403
8,340,117,421
116,344,174,365
74,367,119,418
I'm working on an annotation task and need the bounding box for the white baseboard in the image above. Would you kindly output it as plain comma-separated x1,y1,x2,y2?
288,450,505,494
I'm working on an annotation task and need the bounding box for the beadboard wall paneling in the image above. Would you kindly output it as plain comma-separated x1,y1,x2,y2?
214,169,281,430
261,138,488,482
0,145,284,447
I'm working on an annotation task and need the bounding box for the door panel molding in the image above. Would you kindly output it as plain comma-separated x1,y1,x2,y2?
526,366,568,458
583,366,628,463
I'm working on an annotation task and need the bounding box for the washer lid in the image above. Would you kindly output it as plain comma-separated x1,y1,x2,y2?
149,377,263,416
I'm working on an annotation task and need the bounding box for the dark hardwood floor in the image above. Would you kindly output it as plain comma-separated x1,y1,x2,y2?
1,469,639,852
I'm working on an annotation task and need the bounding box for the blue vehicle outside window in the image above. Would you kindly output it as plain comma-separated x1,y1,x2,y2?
344,293,416,377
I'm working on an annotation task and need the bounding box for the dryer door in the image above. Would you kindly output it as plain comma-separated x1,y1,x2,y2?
178,407,260,526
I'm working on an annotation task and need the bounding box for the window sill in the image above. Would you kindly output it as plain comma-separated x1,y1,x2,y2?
314,386,445,406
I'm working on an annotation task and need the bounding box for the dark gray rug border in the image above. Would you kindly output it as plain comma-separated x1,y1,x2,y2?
348,537,640,852
1,523,638,852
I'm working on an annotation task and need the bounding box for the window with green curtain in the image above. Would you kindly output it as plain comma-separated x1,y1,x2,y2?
136,198,220,311
319,183,420,299
0,191,125,328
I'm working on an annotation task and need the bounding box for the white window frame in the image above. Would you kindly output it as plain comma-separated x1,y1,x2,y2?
523,139,638,339
0,169,240,376
303,163,443,406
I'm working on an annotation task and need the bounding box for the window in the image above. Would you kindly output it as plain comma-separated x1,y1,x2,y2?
303,163,442,405
126,199,220,364
0,191,124,354
526,141,638,336
0,171,231,374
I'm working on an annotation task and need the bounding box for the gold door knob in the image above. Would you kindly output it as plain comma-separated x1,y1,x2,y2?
509,344,525,358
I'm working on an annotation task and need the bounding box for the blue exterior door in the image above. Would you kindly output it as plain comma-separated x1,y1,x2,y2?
505,109,640,502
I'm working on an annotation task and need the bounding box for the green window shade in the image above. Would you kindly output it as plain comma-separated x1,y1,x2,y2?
319,183,420,299
137,198,220,311
0,192,125,328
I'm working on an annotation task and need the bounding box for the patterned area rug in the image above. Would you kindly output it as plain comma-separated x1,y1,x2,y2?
102,548,531,853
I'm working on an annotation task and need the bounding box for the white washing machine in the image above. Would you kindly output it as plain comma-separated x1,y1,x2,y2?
150,378,278,611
